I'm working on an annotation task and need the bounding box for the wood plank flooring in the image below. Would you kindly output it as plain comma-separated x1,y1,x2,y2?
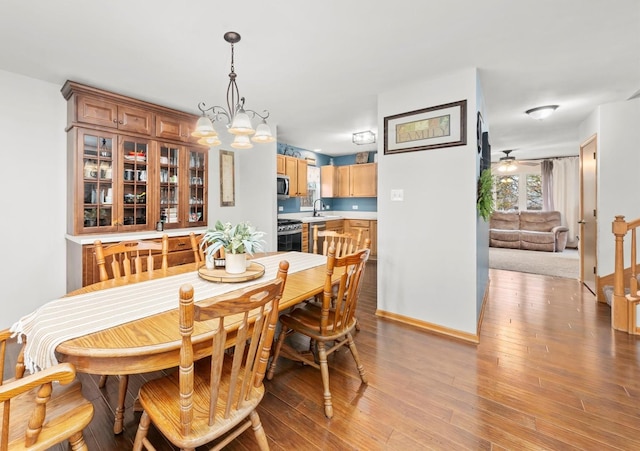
18,264,640,449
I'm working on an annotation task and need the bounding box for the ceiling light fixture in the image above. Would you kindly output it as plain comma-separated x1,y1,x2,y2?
497,150,518,173
352,130,376,145
191,31,275,149
525,105,559,120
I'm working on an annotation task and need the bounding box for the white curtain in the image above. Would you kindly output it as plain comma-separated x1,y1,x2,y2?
552,157,579,248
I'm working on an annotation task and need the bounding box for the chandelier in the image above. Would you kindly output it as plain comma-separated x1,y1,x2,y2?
192,31,275,149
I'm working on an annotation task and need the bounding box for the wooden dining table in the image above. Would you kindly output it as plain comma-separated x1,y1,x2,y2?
50,252,334,434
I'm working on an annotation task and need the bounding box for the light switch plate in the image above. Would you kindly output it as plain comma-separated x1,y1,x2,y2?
391,189,404,201
352,205,358,210
278,206,283,211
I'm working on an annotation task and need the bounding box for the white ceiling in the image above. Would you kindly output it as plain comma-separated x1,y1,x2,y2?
1,1,638,160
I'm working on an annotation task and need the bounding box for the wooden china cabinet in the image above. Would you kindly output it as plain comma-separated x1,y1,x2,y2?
62,81,210,287
62,81,208,235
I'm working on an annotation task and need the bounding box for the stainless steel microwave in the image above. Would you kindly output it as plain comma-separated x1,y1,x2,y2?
277,174,290,199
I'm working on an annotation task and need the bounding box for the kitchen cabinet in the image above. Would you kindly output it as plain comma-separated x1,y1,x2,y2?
280,155,307,196
326,219,345,233
157,143,207,230
338,166,351,197
63,81,207,235
349,163,377,197
74,93,152,135
155,113,201,144
321,163,377,198
277,154,286,175
320,165,338,197
302,223,309,253
345,219,377,258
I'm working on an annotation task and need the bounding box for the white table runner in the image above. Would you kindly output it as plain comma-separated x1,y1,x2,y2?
10,252,327,373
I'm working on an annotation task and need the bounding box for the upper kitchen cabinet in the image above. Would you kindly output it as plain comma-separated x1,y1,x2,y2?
321,163,377,198
277,154,286,175
349,163,377,197
62,81,208,235
278,154,307,196
320,165,338,197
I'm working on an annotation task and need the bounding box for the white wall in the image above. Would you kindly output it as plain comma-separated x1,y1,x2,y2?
590,98,640,274
205,133,278,252
0,70,67,329
377,68,483,335
0,69,278,329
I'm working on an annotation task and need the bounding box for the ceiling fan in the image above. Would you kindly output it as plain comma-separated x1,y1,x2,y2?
496,150,536,172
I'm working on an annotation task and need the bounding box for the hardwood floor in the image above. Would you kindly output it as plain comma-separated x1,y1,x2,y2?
24,263,640,449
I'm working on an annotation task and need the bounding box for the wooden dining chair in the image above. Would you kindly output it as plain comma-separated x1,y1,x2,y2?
0,329,94,450
311,224,364,331
132,261,290,451
92,234,169,434
312,225,362,256
189,231,225,265
267,242,371,418
94,234,169,281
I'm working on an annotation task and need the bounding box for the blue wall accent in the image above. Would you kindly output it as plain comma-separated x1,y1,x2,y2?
331,197,377,212
276,143,378,214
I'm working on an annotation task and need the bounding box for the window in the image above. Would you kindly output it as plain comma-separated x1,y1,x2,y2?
494,175,519,211
300,165,320,211
526,174,542,210
493,169,543,212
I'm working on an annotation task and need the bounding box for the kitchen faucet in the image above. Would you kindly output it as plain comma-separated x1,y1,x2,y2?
313,198,325,217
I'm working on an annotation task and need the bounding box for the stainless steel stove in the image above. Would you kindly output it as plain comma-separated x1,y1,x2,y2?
277,218,303,251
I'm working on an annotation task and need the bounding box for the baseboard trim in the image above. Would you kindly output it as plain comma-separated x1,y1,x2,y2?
375,309,480,344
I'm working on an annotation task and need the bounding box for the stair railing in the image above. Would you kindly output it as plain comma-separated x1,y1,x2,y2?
611,215,640,334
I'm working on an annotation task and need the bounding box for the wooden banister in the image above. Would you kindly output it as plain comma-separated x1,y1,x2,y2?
611,215,640,334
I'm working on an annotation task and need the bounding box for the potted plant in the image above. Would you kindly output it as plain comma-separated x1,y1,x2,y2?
201,220,266,274
477,168,494,221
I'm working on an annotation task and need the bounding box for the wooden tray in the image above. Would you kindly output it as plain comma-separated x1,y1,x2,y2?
198,262,265,283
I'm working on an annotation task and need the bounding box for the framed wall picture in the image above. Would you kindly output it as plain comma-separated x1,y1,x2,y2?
219,149,235,207
384,100,467,154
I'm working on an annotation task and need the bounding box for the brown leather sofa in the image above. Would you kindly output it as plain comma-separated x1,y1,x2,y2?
489,211,569,252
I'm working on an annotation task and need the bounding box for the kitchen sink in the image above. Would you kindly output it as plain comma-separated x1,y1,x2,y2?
302,214,342,222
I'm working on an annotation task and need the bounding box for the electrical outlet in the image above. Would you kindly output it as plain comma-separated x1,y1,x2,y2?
352,205,358,210
278,206,283,212
325,205,330,210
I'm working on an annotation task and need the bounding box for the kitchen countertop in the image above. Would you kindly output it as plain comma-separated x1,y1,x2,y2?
65,227,208,245
278,211,377,223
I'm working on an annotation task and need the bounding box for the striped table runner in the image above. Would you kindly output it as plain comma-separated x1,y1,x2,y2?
11,252,327,373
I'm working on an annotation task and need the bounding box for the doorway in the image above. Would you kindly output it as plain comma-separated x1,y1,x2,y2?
579,134,597,294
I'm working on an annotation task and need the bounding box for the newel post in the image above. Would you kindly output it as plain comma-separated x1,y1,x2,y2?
612,215,628,331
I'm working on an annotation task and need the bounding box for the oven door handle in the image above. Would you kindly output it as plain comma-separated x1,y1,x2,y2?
278,229,302,236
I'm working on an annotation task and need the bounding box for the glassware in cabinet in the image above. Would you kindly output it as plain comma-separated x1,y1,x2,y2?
120,138,149,229
188,149,207,225
159,144,181,228
81,131,114,230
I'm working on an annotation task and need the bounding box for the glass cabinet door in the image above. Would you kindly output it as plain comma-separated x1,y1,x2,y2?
80,130,115,232
159,144,181,228
188,149,207,226
120,137,149,230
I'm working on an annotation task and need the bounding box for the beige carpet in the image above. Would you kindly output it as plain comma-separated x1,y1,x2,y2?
489,247,579,279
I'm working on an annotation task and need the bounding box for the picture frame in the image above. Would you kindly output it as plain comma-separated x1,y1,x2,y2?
219,149,235,207
384,100,467,155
